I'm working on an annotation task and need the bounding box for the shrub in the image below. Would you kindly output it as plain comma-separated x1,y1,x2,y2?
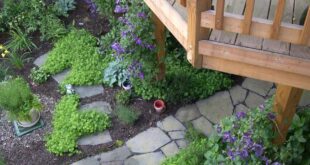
115,90,131,105
6,27,37,53
0,64,9,82
115,105,140,125
53,0,76,17
45,95,110,155
0,78,41,121
29,67,50,84
103,59,129,87
39,14,68,41
41,29,112,85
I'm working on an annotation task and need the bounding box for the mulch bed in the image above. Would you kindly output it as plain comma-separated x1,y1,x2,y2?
0,1,185,164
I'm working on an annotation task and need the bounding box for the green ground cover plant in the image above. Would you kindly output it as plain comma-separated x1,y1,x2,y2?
40,29,112,86
115,105,140,125
45,95,110,155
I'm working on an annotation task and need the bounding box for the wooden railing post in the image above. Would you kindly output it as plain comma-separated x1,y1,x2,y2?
273,84,303,145
152,12,166,81
187,0,211,68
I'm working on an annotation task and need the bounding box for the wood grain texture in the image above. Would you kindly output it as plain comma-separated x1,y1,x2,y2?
242,0,255,34
271,0,286,39
215,0,225,29
299,7,310,44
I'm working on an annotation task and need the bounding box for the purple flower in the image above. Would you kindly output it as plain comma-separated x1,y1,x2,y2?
267,112,276,120
253,143,264,157
236,111,246,119
216,125,222,133
135,37,143,45
222,131,236,143
114,5,127,14
115,0,120,4
239,149,249,159
137,12,147,19
146,44,156,50
138,72,144,79
111,42,125,54
227,149,236,160
271,162,282,165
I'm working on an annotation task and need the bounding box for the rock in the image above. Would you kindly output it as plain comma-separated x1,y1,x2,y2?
245,92,265,109
75,85,104,98
103,161,123,165
242,78,273,96
161,141,180,157
175,104,201,122
34,53,48,67
156,116,186,132
126,127,171,153
96,146,132,163
229,85,247,105
192,117,213,136
299,90,310,107
71,157,99,165
78,131,112,145
168,131,185,140
125,152,165,165
234,104,250,113
196,91,233,123
52,69,70,84
176,139,188,149
79,101,112,115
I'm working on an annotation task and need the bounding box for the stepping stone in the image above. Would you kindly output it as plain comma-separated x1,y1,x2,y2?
161,141,180,157
79,101,112,115
245,92,265,109
52,69,70,84
196,91,233,124
72,157,99,165
229,85,247,105
125,152,165,165
75,85,104,98
234,104,250,114
126,127,171,153
156,116,186,132
192,117,214,136
78,131,112,145
242,78,273,96
299,90,310,107
168,131,185,140
176,139,188,149
175,104,201,122
96,146,132,163
34,53,48,67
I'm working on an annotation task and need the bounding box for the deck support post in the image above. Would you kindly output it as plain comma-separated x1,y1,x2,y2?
152,12,166,81
272,84,303,145
187,0,211,68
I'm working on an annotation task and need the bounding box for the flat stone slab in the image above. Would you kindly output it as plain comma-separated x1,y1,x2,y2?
78,131,112,146
176,139,188,149
234,104,250,113
126,127,171,153
52,69,70,84
75,85,104,98
175,104,201,122
229,85,247,105
156,116,186,132
79,101,112,115
245,92,265,109
72,158,99,165
168,131,185,140
192,117,214,136
242,78,273,96
196,91,233,124
161,141,180,157
34,53,48,67
125,152,165,165
299,90,310,107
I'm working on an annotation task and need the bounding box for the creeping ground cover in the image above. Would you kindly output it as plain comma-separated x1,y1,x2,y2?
45,95,110,155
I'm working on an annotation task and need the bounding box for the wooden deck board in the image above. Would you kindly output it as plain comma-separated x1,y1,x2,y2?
235,0,271,49
290,0,310,59
262,0,294,55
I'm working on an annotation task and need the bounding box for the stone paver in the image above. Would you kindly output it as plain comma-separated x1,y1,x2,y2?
79,101,112,115
156,116,186,132
126,127,170,153
196,91,233,123
52,69,70,84
78,131,112,145
176,139,188,149
229,85,247,105
192,117,214,136
125,152,165,165
234,104,250,113
175,104,201,122
34,53,48,67
72,157,99,165
75,85,104,98
161,141,180,157
299,90,310,107
245,92,265,109
168,131,185,140
242,78,273,96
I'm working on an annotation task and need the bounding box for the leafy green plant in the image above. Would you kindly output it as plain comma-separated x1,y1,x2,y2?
53,0,76,17
115,140,124,147
0,153,5,165
39,14,68,41
45,95,111,155
185,123,205,142
29,67,50,84
115,105,140,125
7,52,30,70
103,59,129,87
6,27,37,53
92,0,114,16
0,77,42,121
115,90,131,105
0,64,10,82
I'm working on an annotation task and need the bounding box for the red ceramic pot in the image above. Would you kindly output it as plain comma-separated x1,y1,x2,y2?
154,100,165,113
